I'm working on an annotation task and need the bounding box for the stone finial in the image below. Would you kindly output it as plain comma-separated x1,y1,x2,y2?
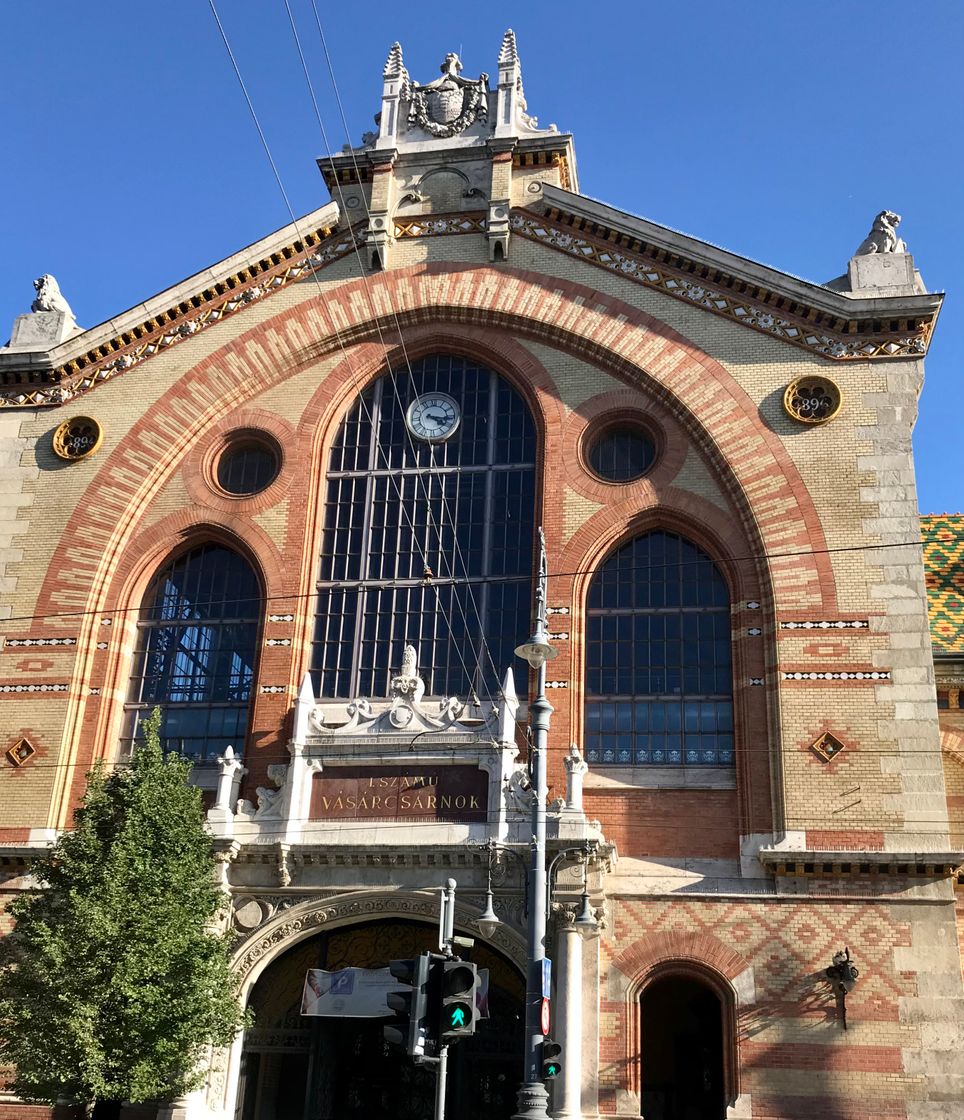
32,274,76,318
563,742,589,813
492,666,520,746
212,745,247,813
498,29,519,66
5,274,81,353
383,41,406,79
855,210,907,256
844,210,921,294
390,643,425,705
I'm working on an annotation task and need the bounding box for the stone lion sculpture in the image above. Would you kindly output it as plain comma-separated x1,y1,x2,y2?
31,274,76,318
855,211,907,255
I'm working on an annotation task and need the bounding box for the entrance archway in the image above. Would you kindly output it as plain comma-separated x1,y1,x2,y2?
236,919,524,1120
639,973,727,1120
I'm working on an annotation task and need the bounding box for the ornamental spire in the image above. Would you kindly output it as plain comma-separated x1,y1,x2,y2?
383,41,406,79
498,28,519,66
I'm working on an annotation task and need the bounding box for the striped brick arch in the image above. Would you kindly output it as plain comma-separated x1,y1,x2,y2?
33,262,833,823
608,931,751,1105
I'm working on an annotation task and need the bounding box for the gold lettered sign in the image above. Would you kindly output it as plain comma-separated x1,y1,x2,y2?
310,766,488,823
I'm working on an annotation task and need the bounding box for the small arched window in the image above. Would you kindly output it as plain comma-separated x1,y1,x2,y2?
585,531,733,767
123,543,262,760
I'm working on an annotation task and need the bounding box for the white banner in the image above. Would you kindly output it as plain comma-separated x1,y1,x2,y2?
300,965,492,1019
301,968,403,1018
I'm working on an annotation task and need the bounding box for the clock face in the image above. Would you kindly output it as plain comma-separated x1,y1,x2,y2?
405,393,462,442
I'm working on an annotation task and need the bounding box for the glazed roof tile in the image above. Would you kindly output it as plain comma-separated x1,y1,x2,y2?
922,514,964,655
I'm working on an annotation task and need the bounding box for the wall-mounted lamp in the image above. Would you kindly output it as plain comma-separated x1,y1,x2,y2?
825,947,859,1029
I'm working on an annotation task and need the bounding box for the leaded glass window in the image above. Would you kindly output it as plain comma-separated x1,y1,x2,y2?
312,355,535,700
585,531,733,766
123,544,262,760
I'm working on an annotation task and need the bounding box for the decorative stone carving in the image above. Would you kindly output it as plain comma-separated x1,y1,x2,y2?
231,891,528,982
407,53,489,138
306,646,478,737
855,210,907,255
563,742,589,812
31,274,76,318
5,275,81,353
255,763,288,819
211,746,246,814
504,764,532,814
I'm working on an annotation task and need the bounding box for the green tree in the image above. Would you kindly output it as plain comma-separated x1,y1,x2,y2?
0,711,248,1118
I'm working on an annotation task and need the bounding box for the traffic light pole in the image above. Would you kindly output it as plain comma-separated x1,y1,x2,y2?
434,1043,449,1120
512,530,556,1120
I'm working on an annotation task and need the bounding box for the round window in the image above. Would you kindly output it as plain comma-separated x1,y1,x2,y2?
586,424,656,482
216,436,280,496
783,376,843,424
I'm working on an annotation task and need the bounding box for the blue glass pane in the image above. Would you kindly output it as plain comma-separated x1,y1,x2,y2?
585,530,733,767
127,544,261,760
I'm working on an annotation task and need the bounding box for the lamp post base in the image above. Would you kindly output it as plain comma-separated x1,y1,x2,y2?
513,1081,550,1120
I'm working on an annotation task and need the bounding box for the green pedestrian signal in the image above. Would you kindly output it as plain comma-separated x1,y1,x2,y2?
542,1038,563,1081
434,958,479,1041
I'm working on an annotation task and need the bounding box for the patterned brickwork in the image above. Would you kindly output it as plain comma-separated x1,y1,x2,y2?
600,895,927,1118
921,513,964,653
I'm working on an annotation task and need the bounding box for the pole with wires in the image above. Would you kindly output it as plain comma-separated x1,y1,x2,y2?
512,529,558,1120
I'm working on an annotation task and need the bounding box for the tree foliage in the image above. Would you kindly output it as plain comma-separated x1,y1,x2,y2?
0,712,248,1111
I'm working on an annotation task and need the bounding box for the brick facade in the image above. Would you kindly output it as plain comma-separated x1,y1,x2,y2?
0,33,960,1120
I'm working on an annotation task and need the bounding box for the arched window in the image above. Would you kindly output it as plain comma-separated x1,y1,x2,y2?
312,354,536,700
124,543,262,760
585,531,733,766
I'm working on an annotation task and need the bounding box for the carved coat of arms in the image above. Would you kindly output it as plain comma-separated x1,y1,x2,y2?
407,53,489,138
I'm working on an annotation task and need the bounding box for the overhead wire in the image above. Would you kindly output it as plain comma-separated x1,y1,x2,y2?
292,1,512,698
207,0,481,700
1,531,960,627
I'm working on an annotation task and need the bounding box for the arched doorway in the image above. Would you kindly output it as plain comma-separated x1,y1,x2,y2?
639,973,727,1120
236,919,524,1120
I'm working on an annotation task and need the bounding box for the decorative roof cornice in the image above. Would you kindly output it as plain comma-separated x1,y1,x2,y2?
758,848,963,879
0,202,352,409
519,186,943,361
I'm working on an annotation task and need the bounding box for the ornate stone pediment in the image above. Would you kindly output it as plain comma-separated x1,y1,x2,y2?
406,53,489,139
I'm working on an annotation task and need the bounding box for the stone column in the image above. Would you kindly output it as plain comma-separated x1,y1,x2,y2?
554,915,584,1120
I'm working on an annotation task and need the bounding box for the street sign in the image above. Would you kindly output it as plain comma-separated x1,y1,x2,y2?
541,958,552,999
540,997,551,1036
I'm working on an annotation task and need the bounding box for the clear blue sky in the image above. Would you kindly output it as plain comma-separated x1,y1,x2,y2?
3,1,961,511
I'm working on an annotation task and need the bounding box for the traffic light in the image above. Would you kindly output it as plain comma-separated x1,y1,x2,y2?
437,958,479,1041
542,1038,563,1081
383,953,432,1057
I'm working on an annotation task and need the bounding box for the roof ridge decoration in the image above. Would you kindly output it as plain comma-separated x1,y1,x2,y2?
0,220,363,409
0,204,941,411
510,208,934,361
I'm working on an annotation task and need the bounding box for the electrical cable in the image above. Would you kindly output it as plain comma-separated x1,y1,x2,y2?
286,1,512,698
206,0,483,701
1,531,960,627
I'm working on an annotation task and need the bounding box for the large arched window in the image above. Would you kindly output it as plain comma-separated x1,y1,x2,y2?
312,354,536,700
124,543,262,760
585,531,733,766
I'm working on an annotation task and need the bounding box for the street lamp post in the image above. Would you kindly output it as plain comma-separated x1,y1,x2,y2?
512,528,558,1120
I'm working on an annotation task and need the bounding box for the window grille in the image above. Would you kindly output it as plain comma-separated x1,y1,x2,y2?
123,544,262,760
585,531,733,766
312,355,536,700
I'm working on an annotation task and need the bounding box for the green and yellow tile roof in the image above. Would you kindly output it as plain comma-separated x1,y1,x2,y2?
922,514,964,655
